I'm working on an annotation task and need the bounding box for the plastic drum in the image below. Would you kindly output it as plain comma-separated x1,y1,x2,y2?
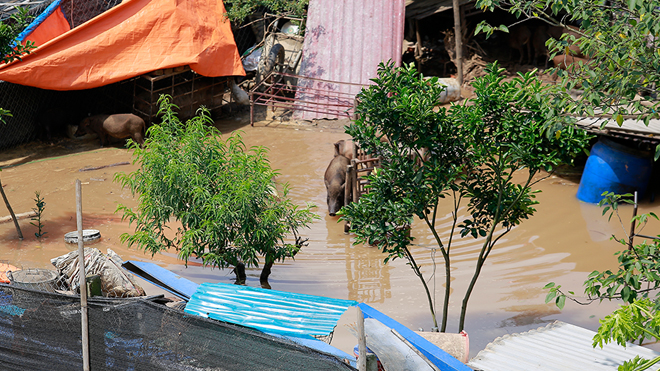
577,138,653,203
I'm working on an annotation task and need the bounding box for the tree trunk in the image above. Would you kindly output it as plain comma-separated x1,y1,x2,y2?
0,177,22,240
260,261,273,289
452,0,463,84
233,262,246,285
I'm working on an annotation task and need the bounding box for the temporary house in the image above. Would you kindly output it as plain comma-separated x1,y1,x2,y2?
0,0,244,148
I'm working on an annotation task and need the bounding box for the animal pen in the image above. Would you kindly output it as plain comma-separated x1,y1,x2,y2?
344,148,382,232
132,67,229,125
0,0,243,150
250,72,364,124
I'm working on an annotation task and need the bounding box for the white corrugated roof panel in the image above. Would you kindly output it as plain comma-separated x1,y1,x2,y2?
468,321,660,371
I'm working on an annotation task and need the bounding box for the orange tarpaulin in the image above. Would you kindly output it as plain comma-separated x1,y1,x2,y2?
25,6,71,47
0,0,244,90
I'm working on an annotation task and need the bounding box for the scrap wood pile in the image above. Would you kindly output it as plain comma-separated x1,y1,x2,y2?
51,248,145,297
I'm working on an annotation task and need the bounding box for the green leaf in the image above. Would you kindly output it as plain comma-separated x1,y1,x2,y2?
546,290,557,304
616,114,624,126
557,295,566,310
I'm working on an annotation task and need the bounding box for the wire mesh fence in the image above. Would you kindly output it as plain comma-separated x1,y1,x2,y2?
0,284,356,370
0,80,133,150
0,0,129,150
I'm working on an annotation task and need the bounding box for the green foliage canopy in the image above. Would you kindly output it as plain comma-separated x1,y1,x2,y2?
341,61,590,331
224,0,308,23
475,0,660,127
115,96,317,280
1,8,34,123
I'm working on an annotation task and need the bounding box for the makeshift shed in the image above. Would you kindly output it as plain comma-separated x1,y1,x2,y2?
0,0,244,148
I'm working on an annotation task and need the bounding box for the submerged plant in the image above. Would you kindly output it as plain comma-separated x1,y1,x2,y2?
30,191,46,239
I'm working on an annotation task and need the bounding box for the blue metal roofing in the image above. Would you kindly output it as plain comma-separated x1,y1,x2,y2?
122,260,199,300
185,282,358,339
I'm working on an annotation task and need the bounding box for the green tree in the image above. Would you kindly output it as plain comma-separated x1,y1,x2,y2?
1,8,34,241
340,61,590,332
115,96,318,287
545,194,660,370
224,0,308,23
1,8,34,122
475,0,660,154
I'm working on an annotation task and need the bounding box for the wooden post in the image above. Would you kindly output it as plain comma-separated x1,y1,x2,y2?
76,180,90,371
414,19,423,71
0,177,22,240
357,307,367,371
452,0,463,84
351,159,358,203
345,165,354,205
250,91,254,126
628,191,638,251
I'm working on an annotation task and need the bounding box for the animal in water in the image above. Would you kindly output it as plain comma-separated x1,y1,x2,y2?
334,139,357,160
508,25,532,65
324,155,350,216
75,114,146,147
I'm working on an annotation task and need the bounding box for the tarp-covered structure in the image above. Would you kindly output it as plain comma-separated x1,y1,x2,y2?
0,0,245,90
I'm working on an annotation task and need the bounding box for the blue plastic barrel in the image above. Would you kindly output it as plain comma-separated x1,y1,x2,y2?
576,138,653,203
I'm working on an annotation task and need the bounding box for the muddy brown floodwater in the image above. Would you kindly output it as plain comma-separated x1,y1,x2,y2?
0,115,658,359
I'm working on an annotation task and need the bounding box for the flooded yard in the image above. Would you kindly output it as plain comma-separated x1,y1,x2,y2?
0,114,655,358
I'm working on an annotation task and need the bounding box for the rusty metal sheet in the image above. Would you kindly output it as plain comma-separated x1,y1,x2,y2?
295,0,405,120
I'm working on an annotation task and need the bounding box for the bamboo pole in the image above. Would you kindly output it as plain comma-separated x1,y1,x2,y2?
0,177,23,240
76,180,90,371
452,0,463,84
357,307,367,371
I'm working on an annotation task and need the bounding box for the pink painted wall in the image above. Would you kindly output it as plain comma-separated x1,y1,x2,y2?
295,0,405,119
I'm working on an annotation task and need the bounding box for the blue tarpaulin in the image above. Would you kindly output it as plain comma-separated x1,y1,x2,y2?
185,283,357,339
16,0,65,43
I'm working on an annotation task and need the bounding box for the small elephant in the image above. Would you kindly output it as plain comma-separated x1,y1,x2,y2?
334,139,357,160
75,114,145,147
324,155,350,216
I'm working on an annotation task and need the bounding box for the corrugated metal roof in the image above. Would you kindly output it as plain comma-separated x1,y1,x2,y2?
184,282,357,339
294,0,405,120
405,0,474,20
468,321,660,371
577,117,660,141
